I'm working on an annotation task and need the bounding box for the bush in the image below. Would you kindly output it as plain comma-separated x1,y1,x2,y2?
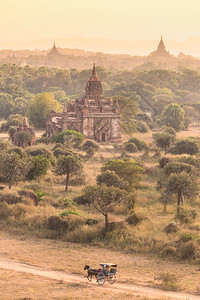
169,139,199,155
127,137,149,151
124,142,138,153
125,212,143,226
73,195,89,205
135,120,149,133
179,241,196,260
82,140,99,151
36,137,50,145
47,214,84,232
25,146,53,160
47,215,68,232
53,129,84,146
53,147,73,158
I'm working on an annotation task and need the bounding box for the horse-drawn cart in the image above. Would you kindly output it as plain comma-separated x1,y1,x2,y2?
84,263,117,286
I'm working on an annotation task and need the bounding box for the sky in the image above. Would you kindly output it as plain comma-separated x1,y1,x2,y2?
1,0,200,42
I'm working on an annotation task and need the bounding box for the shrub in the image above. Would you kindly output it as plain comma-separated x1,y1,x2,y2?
36,137,50,145
125,212,143,226
47,215,68,232
25,146,53,160
73,195,89,205
169,139,199,155
124,142,138,153
53,147,73,158
135,120,149,133
164,222,179,234
53,129,84,146
85,218,98,226
82,140,99,151
179,241,196,260
127,137,149,151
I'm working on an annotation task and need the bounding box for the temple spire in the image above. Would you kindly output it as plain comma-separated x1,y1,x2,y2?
53,41,56,50
92,63,97,76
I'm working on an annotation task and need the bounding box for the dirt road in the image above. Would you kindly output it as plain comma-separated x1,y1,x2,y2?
0,257,199,300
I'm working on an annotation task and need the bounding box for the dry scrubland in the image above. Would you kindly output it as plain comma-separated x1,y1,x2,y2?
0,128,200,297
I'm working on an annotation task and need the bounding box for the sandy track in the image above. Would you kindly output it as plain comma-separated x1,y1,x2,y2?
0,257,199,300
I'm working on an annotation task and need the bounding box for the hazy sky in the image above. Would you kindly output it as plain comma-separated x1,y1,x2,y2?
1,0,200,42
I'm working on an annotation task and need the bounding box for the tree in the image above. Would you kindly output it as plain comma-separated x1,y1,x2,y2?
96,170,128,190
162,172,198,215
113,94,139,134
0,151,30,189
0,93,14,119
83,184,127,231
54,154,83,191
26,155,51,180
153,132,176,154
101,159,144,190
27,92,61,128
160,103,185,132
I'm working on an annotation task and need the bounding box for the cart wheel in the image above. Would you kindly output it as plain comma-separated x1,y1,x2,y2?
107,274,116,284
97,273,105,285
87,275,92,282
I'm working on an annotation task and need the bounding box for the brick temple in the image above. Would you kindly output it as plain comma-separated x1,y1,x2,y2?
46,64,121,143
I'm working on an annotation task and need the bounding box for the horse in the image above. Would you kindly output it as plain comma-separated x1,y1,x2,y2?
84,265,100,281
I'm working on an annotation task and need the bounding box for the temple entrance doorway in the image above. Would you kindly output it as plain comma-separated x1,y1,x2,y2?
101,132,105,142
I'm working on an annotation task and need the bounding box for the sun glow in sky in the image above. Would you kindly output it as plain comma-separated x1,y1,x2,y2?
1,0,200,42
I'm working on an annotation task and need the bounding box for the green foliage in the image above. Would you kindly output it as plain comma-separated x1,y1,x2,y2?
153,131,176,154
35,136,50,145
82,140,99,151
59,209,79,216
53,129,84,146
0,150,31,189
54,154,83,191
169,138,199,155
114,94,139,134
0,114,23,132
83,184,127,231
160,103,185,132
26,155,51,180
96,170,128,189
101,159,144,188
25,146,53,160
127,137,149,151
0,93,14,119
160,171,199,215
163,162,195,177
53,147,73,158
27,92,61,128
124,142,138,153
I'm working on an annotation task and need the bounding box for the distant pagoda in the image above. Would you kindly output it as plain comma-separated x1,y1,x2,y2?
48,41,61,56
149,36,170,58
